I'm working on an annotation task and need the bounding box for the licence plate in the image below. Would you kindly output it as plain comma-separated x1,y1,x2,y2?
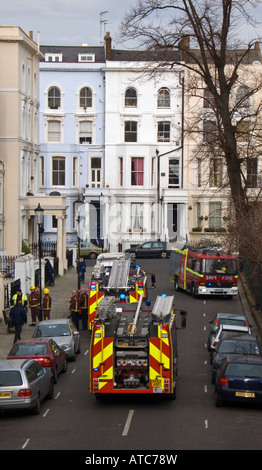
235,392,255,398
0,392,11,398
152,379,162,387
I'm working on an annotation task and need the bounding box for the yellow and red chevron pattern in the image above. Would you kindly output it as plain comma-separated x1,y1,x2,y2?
88,282,104,329
90,325,113,393
129,280,146,303
149,325,172,392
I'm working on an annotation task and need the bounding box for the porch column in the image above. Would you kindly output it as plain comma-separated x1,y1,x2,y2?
57,215,67,275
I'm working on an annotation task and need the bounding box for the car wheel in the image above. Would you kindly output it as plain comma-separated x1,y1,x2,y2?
53,367,58,384
62,360,68,373
47,381,54,399
215,391,223,407
89,252,97,259
211,369,216,384
32,395,41,415
191,283,197,297
174,277,180,291
71,350,76,362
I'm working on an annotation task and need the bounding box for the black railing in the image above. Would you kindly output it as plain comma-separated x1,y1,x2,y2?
0,256,16,278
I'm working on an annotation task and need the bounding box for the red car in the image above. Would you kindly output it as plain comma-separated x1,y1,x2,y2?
7,338,67,383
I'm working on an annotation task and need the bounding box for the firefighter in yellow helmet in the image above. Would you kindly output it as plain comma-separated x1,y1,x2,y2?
28,285,40,326
43,288,52,320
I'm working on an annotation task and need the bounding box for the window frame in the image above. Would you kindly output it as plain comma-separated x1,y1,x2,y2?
125,121,138,142
157,121,171,142
125,88,137,108
52,156,66,186
209,201,222,230
157,88,170,108
79,87,92,109
168,158,180,188
48,86,61,110
131,157,144,186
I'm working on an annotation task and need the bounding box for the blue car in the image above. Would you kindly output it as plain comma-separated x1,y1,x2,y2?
215,355,262,407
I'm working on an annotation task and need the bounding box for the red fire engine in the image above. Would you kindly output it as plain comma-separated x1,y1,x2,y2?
90,294,186,398
170,243,238,297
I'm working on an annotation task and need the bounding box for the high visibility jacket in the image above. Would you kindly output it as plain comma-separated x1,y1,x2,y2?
12,293,27,306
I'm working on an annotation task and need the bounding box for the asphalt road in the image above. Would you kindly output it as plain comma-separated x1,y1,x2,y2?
0,259,261,458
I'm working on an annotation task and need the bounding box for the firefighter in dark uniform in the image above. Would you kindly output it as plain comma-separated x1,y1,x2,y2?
43,288,52,320
79,288,88,330
70,290,80,330
28,285,40,326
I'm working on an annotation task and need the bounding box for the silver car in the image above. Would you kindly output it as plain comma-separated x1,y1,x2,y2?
0,359,54,415
32,319,80,361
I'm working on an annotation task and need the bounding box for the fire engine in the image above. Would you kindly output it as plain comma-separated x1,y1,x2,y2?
90,294,187,398
88,255,150,329
170,243,238,297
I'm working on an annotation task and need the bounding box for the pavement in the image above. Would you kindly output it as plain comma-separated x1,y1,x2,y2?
0,266,93,360
0,264,261,360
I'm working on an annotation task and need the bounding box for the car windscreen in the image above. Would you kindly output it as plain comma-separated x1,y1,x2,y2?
218,340,260,355
220,319,247,327
201,258,237,274
225,363,262,378
9,343,48,356
0,371,23,386
33,324,71,338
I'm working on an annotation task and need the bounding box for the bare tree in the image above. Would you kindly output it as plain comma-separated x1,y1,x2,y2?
120,0,262,306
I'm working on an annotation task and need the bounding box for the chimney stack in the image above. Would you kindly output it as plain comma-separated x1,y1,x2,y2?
104,31,112,60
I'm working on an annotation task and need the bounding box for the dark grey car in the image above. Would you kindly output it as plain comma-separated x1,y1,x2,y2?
125,241,170,258
211,334,262,383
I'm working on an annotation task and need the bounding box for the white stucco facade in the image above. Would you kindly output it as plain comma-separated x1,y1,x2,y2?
104,58,188,251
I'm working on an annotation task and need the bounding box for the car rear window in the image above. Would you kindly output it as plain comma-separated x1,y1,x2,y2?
33,324,70,337
0,371,23,386
225,363,262,378
220,319,246,327
9,343,48,356
219,340,260,355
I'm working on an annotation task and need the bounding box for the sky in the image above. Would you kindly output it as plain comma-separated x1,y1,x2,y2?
1,0,262,48
1,0,135,47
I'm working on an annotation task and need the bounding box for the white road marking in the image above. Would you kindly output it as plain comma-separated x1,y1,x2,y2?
22,438,30,449
122,410,134,436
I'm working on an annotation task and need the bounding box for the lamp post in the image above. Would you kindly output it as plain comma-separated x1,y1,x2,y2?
35,203,44,321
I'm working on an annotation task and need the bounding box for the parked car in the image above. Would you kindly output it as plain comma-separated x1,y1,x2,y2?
215,355,262,407
32,319,80,361
207,312,250,351
210,324,252,363
7,338,67,383
211,334,262,383
72,241,103,259
125,241,171,259
0,358,54,415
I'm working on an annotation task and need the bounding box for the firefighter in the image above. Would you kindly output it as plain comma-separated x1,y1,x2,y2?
28,285,40,326
70,290,80,330
43,288,52,320
79,288,88,330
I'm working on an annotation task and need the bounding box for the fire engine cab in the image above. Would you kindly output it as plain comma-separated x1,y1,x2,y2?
170,243,238,297
88,256,148,329
90,294,186,398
